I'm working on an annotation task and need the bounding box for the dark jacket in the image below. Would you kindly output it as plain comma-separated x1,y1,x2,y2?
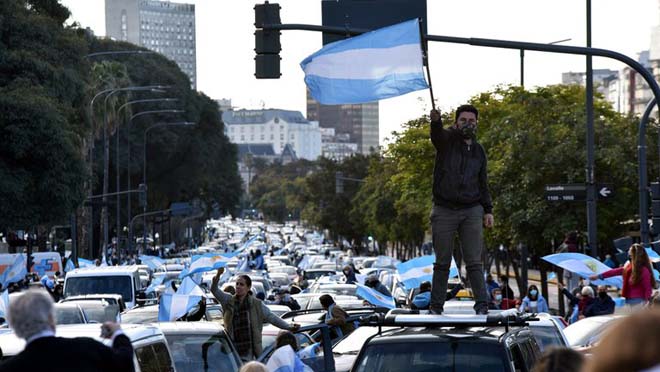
0,335,134,372
584,295,615,317
430,117,492,213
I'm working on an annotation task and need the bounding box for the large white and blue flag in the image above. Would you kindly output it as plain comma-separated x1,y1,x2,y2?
645,247,660,263
542,252,623,288
300,19,428,105
396,254,459,290
355,282,396,309
139,255,165,270
158,277,205,322
0,254,27,288
78,258,95,268
179,253,234,279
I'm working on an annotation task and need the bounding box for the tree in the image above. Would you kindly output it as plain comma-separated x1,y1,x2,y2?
0,0,89,232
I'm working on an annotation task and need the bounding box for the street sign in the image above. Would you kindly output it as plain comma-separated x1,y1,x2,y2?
544,183,614,201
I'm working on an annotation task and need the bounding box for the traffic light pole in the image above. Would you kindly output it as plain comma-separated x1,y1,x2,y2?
260,19,660,254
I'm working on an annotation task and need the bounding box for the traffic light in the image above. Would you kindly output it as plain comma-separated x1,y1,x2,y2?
651,182,660,236
254,2,281,78
139,183,148,208
335,171,344,194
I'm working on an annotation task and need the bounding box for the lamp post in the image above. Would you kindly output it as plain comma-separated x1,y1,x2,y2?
114,100,180,255
100,85,169,261
140,122,195,254
519,38,572,87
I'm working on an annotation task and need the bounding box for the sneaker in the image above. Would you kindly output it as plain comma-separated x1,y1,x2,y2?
429,308,443,315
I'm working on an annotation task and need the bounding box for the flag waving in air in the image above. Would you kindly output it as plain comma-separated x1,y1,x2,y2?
300,19,428,105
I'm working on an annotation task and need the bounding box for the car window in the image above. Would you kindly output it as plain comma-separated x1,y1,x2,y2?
152,342,174,371
135,344,161,372
510,344,526,372
353,340,507,372
122,310,158,324
166,334,239,372
529,326,565,352
55,307,85,325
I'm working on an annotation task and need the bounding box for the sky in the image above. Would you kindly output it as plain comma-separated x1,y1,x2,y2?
61,0,660,145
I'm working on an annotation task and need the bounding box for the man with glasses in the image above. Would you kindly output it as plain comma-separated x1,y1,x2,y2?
428,105,493,315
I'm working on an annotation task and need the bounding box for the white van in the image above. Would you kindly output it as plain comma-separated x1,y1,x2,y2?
64,266,142,309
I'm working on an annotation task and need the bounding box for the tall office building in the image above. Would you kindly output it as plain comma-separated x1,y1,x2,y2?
105,0,197,89
306,90,379,155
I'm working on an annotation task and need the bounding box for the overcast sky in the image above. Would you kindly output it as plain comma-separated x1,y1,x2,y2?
61,0,660,144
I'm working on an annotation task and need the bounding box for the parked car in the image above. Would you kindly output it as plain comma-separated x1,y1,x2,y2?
64,266,142,308
61,293,126,313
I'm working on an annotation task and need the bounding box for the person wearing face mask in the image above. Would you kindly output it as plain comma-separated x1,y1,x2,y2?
519,285,549,313
584,285,615,317
429,106,493,315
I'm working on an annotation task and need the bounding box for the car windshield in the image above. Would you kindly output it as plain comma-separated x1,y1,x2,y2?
65,276,133,303
166,334,240,372
55,306,85,325
305,271,332,280
79,303,119,323
529,325,565,352
353,340,507,372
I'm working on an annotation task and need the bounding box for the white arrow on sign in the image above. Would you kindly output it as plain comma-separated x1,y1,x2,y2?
599,187,612,198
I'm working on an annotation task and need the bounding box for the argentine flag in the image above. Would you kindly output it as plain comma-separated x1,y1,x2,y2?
542,252,623,288
78,258,95,268
396,254,459,290
0,290,8,319
0,254,27,288
179,252,234,279
300,19,428,105
158,277,204,322
355,283,396,309
139,255,165,270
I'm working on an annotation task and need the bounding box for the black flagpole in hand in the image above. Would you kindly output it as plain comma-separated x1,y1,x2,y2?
418,18,436,111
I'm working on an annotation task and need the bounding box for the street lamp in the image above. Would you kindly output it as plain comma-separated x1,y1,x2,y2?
99,85,169,260
114,100,180,254
137,121,196,254
520,38,572,87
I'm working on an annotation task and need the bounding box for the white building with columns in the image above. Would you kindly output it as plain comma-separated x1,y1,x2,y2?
222,109,322,161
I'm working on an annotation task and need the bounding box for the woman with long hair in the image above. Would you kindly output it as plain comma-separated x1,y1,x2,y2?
519,284,549,313
590,243,657,305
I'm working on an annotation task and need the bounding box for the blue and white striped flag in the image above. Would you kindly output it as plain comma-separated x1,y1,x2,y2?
158,293,202,322
396,254,459,290
78,258,95,268
0,255,27,288
355,283,395,309
542,252,623,288
139,255,165,270
158,277,205,322
300,19,428,105
179,253,234,279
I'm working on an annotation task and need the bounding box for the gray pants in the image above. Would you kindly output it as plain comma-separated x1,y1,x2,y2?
430,205,489,311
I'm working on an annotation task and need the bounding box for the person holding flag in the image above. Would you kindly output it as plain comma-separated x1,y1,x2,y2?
211,268,300,361
428,105,493,315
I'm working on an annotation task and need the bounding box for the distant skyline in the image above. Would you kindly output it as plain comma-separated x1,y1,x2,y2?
62,0,659,145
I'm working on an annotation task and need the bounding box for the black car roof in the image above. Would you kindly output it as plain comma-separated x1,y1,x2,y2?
365,326,509,345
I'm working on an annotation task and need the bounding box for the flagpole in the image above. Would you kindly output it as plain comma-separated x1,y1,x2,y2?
418,18,436,111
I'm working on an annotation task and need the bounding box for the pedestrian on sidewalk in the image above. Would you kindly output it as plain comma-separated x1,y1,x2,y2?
589,243,657,306
519,284,549,313
428,106,493,315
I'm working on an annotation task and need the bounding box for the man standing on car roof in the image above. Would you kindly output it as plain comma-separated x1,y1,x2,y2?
429,106,493,315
